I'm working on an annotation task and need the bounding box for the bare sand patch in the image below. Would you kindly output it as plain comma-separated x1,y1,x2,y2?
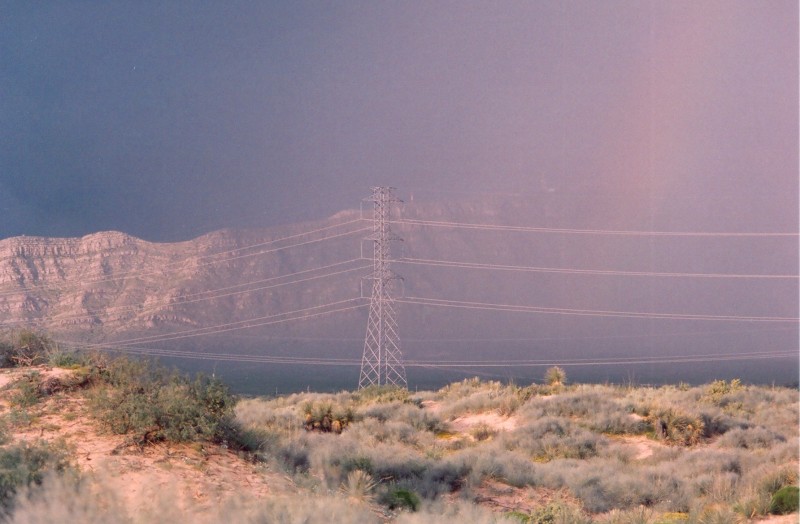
450,411,519,433
612,435,668,460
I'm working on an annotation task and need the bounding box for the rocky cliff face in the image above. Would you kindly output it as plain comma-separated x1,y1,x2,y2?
0,213,366,344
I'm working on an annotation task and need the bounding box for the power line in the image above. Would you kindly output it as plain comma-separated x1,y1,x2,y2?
101,298,367,347
399,326,797,344
55,340,796,369
397,296,800,323
403,348,798,365
397,257,799,280
12,260,370,328
395,218,799,237
405,351,797,368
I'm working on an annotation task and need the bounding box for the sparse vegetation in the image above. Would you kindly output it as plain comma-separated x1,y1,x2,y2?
0,338,794,523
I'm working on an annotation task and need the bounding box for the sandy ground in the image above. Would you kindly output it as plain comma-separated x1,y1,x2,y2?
0,366,297,518
614,435,666,460
449,412,520,434
422,400,520,434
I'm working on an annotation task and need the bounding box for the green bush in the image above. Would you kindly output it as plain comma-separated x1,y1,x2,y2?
769,485,799,515
9,372,42,408
0,441,72,510
47,348,84,369
88,357,239,447
0,331,54,368
380,488,420,512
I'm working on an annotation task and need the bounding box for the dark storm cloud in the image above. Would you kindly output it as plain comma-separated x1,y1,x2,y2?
0,1,796,241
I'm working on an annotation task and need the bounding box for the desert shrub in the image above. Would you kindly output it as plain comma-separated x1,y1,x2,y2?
527,457,691,513
369,453,427,485
455,446,536,488
732,489,772,520
703,379,743,406
0,441,72,511
565,467,669,514
360,401,409,423
520,390,615,419
419,460,470,496
471,424,496,442
692,503,740,524
601,505,657,524
395,501,522,523
339,469,377,503
502,417,604,461
505,511,530,523
88,357,239,447
234,398,304,440
12,477,379,523
717,426,785,449
231,426,276,459
354,385,410,404
302,400,354,433
756,465,798,496
0,331,55,368
359,402,444,434
649,410,704,446
696,411,747,439
276,440,310,473
520,499,591,524
379,487,420,512
437,385,524,419
340,456,374,476
587,412,649,436
5,474,128,524
769,485,799,515
544,366,566,387
8,372,42,409
241,494,378,523
437,377,488,398
46,347,85,369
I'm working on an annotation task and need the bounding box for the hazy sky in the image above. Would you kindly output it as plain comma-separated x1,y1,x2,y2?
1,1,797,242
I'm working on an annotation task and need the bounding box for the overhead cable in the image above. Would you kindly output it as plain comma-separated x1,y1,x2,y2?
397,257,798,279
97,298,368,347
395,218,799,237
397,296,800,323
55,341,796,368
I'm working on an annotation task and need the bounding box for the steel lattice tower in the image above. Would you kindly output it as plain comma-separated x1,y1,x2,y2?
359,187,407,389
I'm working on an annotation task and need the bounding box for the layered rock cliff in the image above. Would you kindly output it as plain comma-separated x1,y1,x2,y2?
0,213,365,344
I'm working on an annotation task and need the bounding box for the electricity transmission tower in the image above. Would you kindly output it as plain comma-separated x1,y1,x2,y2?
359,187,407,389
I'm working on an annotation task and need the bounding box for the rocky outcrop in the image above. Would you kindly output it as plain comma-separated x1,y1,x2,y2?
0,214,365,343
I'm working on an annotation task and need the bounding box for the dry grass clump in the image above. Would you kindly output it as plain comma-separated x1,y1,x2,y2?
501,417,605,461
434,380,528,419
8,474,379,524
